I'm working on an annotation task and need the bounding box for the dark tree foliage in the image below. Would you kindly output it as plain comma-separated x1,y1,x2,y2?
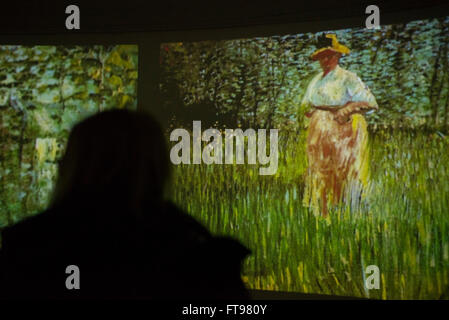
0,45,138,226
160,16,449,131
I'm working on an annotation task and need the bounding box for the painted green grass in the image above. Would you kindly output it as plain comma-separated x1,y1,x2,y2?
170,128,449,299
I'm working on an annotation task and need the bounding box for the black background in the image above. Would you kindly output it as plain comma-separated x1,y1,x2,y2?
0,0,448,35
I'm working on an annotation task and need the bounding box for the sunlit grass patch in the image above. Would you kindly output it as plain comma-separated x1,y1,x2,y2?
172,129,449,299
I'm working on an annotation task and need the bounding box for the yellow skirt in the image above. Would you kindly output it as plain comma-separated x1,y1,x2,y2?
302,110,370,215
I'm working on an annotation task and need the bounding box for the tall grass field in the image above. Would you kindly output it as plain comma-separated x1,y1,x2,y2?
170,128,449,299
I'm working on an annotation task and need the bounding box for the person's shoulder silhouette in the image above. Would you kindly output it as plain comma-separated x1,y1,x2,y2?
0,109,250,300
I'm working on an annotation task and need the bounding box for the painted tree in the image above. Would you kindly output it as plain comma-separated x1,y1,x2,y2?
160,15,449,131
0,45,138,226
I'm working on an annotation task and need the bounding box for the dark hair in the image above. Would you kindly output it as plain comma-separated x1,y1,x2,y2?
50,109,170,215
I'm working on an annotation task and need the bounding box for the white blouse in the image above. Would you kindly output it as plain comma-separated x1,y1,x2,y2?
301,65,378,110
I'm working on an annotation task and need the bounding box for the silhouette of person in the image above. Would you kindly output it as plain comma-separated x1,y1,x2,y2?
0,109,251,299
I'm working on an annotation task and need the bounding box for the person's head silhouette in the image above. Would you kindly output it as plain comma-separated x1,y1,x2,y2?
51,109,170,215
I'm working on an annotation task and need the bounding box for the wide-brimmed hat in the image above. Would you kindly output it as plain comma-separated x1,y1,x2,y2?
311,34,350,60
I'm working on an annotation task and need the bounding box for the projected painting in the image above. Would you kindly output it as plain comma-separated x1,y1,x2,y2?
0,45,138,226
160,16,449,299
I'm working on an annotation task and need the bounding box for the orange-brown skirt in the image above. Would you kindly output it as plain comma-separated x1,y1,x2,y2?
303,110,370,215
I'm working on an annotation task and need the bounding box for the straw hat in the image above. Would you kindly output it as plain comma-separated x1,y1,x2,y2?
311,34,350,60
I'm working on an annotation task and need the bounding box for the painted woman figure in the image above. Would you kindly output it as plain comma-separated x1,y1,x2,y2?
300,34,378,216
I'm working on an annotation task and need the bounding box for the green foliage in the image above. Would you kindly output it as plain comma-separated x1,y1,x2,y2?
160,16,449,131
0,45,138,226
